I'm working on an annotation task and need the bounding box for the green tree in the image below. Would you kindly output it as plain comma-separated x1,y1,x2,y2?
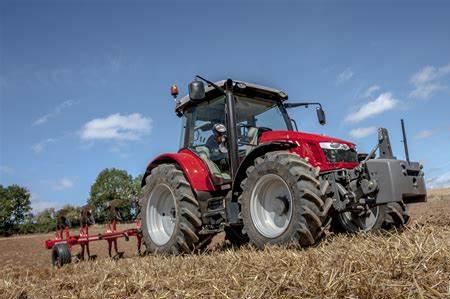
35,208,56,233
133,174,144,196
0,184,31,236
131,174,144,218
88,168,140,222
56,205,81,227
18,213,36,234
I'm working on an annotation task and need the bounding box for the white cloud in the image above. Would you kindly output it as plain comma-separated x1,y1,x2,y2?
32,138,56,153
54,178,75,191
410,83,443,99
33,99,77,126
414,129,438,140
34,116,50,126
427,171,450,189
409,63,450,99
349,126,377,138
107,54,122,73
29,193,60,213
80,113,153,141
363,85,380,98
31,200,62,213
345,92,399,123
337,68,354,84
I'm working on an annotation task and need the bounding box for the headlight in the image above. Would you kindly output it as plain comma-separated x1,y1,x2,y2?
319,142,358,163
319,142,350,150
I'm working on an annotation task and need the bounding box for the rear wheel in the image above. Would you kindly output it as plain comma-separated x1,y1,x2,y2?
239,151,332,249
140,164,203,255
52,243,71,268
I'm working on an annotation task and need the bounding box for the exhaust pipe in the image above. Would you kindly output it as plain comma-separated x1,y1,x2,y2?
401,119,410,164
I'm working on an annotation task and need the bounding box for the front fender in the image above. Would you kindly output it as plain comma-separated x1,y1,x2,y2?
142,149,216,192
231,141,297,201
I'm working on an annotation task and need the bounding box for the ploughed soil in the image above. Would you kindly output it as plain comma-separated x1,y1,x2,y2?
0,189,449,298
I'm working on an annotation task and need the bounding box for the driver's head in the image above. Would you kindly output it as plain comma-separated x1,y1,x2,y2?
213,123,227,144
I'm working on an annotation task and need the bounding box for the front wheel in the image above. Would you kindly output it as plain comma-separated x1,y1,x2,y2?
239,151,332,249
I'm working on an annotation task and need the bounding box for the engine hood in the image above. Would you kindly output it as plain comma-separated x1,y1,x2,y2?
260,131,356,148
259,130,358,171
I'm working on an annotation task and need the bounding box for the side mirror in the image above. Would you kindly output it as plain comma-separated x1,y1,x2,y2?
316,107,326,125
189,80,205,101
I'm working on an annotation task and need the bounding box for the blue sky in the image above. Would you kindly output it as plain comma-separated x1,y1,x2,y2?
1,0,449,212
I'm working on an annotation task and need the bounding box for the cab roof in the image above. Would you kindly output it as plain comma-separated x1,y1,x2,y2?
175,80,288,116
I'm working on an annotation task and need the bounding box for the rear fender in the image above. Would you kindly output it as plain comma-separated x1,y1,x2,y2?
142,149,216,192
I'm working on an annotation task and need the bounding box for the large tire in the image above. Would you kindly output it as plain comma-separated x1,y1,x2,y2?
52,243,71,268
382,201,410,229
140,164,203,255
239,151,332,249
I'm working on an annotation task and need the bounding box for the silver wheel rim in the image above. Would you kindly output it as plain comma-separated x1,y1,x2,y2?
250,174,293,238
341,206,380,232
146,184,177,245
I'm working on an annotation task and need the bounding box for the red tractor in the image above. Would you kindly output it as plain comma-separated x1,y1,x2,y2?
139,76,426,254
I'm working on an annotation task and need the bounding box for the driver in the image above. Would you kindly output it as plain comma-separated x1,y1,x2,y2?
205,123,227,155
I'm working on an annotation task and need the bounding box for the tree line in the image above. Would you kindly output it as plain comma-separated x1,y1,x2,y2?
0,168,143,236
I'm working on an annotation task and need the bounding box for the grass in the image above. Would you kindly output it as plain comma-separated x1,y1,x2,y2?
428,188,450,201
1,192,449,298
2,224,449,298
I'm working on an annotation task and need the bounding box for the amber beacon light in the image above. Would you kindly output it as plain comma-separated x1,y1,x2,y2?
170,84,179,99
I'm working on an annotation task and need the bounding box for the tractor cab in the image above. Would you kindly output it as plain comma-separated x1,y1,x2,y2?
175,79,294,184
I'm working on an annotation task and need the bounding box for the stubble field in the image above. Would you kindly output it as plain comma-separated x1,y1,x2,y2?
1,188,449,298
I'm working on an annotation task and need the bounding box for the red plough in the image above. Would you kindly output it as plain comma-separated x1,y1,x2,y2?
44,219,142,267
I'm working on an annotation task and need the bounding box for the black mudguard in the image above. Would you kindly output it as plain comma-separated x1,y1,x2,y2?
366,159,427,204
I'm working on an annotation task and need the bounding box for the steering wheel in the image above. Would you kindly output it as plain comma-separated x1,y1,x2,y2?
237,124,272,145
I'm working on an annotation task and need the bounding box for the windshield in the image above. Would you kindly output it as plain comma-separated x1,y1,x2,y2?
180,96,289,149
235,96,290,131
181,96,226,149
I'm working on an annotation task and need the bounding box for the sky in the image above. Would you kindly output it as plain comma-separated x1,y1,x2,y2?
1,0,449,212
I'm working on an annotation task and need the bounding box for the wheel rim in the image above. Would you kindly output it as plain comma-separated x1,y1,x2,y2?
250,174,293,238
341,205,380,232
146,184,177,245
